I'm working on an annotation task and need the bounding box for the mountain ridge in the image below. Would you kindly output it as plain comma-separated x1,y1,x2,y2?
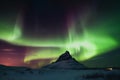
42,51,87,69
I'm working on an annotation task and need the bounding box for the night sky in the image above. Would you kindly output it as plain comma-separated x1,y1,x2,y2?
0,0,120,68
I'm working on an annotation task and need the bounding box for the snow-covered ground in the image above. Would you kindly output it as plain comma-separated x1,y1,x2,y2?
0,67,120,80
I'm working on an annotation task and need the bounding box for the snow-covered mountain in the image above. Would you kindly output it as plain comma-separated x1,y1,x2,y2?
0,51,120,80
42,51,86,69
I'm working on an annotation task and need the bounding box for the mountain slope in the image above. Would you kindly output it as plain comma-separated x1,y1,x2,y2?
42,51,86,69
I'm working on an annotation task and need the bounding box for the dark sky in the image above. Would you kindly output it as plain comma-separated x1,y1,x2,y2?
0,0,120,68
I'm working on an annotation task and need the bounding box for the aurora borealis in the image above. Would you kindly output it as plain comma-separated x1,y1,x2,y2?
0,0,120,68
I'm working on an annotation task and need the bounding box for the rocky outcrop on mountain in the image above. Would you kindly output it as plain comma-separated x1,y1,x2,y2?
42,51,86,69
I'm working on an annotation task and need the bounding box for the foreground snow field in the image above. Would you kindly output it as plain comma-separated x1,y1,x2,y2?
0,68,120,80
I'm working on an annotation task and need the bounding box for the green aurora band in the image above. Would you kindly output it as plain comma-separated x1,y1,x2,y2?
0,12,119,63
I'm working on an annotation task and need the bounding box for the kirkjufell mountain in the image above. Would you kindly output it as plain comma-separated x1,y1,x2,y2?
0,51,120,80
42,51,86,69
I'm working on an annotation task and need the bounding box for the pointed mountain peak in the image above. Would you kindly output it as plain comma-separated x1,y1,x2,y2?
56,51,73,62
42,51,87,69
